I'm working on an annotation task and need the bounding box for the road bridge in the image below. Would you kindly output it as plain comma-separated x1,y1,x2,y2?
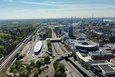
46,38,61,42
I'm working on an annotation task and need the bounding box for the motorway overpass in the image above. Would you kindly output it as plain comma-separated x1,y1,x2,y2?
46,38,61,42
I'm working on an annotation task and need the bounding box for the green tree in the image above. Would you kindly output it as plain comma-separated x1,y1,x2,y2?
14,60,21,70
30,60,35,66
63,73,67,77
25,70,29,77
20,67,25,71
48,46,52,52
73,53,76,60
33,67,39,76
58,63,65,74
15,60,20,66
34,73,38,77
53,61,59,70
47,28,52,38
12,69,18,74
0,45,4,54
47,39,51,46
57,71,63,77
80,60,83,65
3,49,7,55
55,67,60,73
38,67,41,74
26,65,31,72
9,66,14,73
0,54,3,58
92,70,95,73
36,60,41,67
83,63,86,67
19,70,29,77
44,56,50,64
40,59,45,65
88,67,90,70
54,68,60,77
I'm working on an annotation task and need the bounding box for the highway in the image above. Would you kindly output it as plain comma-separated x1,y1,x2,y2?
47,52,72,77
50,26,95,77
52,28,63,53
51,43,57,55
60,60,84,77
48,27,84,77
0,27,38,72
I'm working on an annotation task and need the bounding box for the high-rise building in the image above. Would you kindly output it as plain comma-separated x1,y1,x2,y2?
92,14,93,19
71,16,73,24
75,16,76,23
68,26,74,36
59,28,62,34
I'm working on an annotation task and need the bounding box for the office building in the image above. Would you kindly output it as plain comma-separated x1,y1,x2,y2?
68,26,74,36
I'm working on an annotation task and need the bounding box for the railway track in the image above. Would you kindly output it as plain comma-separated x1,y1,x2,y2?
0,42,22,65
0,28,38,72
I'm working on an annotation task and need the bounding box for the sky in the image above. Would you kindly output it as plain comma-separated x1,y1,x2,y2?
0,0,115,19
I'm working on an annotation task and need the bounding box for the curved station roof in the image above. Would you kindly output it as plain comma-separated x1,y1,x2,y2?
34,41,42,52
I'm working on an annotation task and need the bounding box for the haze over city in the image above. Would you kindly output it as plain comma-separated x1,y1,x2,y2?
0,0,115,19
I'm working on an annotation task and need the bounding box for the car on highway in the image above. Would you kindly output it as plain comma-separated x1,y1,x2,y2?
30,47,32,50
32,54,34,58
42,51,45,53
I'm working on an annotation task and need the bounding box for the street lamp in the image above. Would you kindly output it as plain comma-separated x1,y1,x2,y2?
17,52,20,65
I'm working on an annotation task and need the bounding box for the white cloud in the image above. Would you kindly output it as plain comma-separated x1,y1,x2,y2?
51,1,88,3
20,1,115,9
14,8,69,13
21,1,83,7
21,1,55,6
3,0,13,2
14,5,115,14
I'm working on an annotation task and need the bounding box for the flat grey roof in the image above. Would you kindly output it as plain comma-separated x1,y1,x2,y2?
64,39,77,52
88,60,107,64
111,58,115,62
99,65,114,72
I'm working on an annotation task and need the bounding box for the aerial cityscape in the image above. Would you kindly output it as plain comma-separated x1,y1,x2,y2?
0,0,115,77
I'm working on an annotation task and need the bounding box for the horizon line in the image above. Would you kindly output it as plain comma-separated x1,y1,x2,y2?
0,17,115,20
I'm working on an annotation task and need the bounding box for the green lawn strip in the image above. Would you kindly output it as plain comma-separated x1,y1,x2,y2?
53,43,58,53
59,43,66,53
64,47,70,52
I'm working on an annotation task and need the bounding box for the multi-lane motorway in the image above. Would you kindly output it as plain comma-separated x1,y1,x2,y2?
52,28,63,53
50,27,85,77
51,26,94,77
